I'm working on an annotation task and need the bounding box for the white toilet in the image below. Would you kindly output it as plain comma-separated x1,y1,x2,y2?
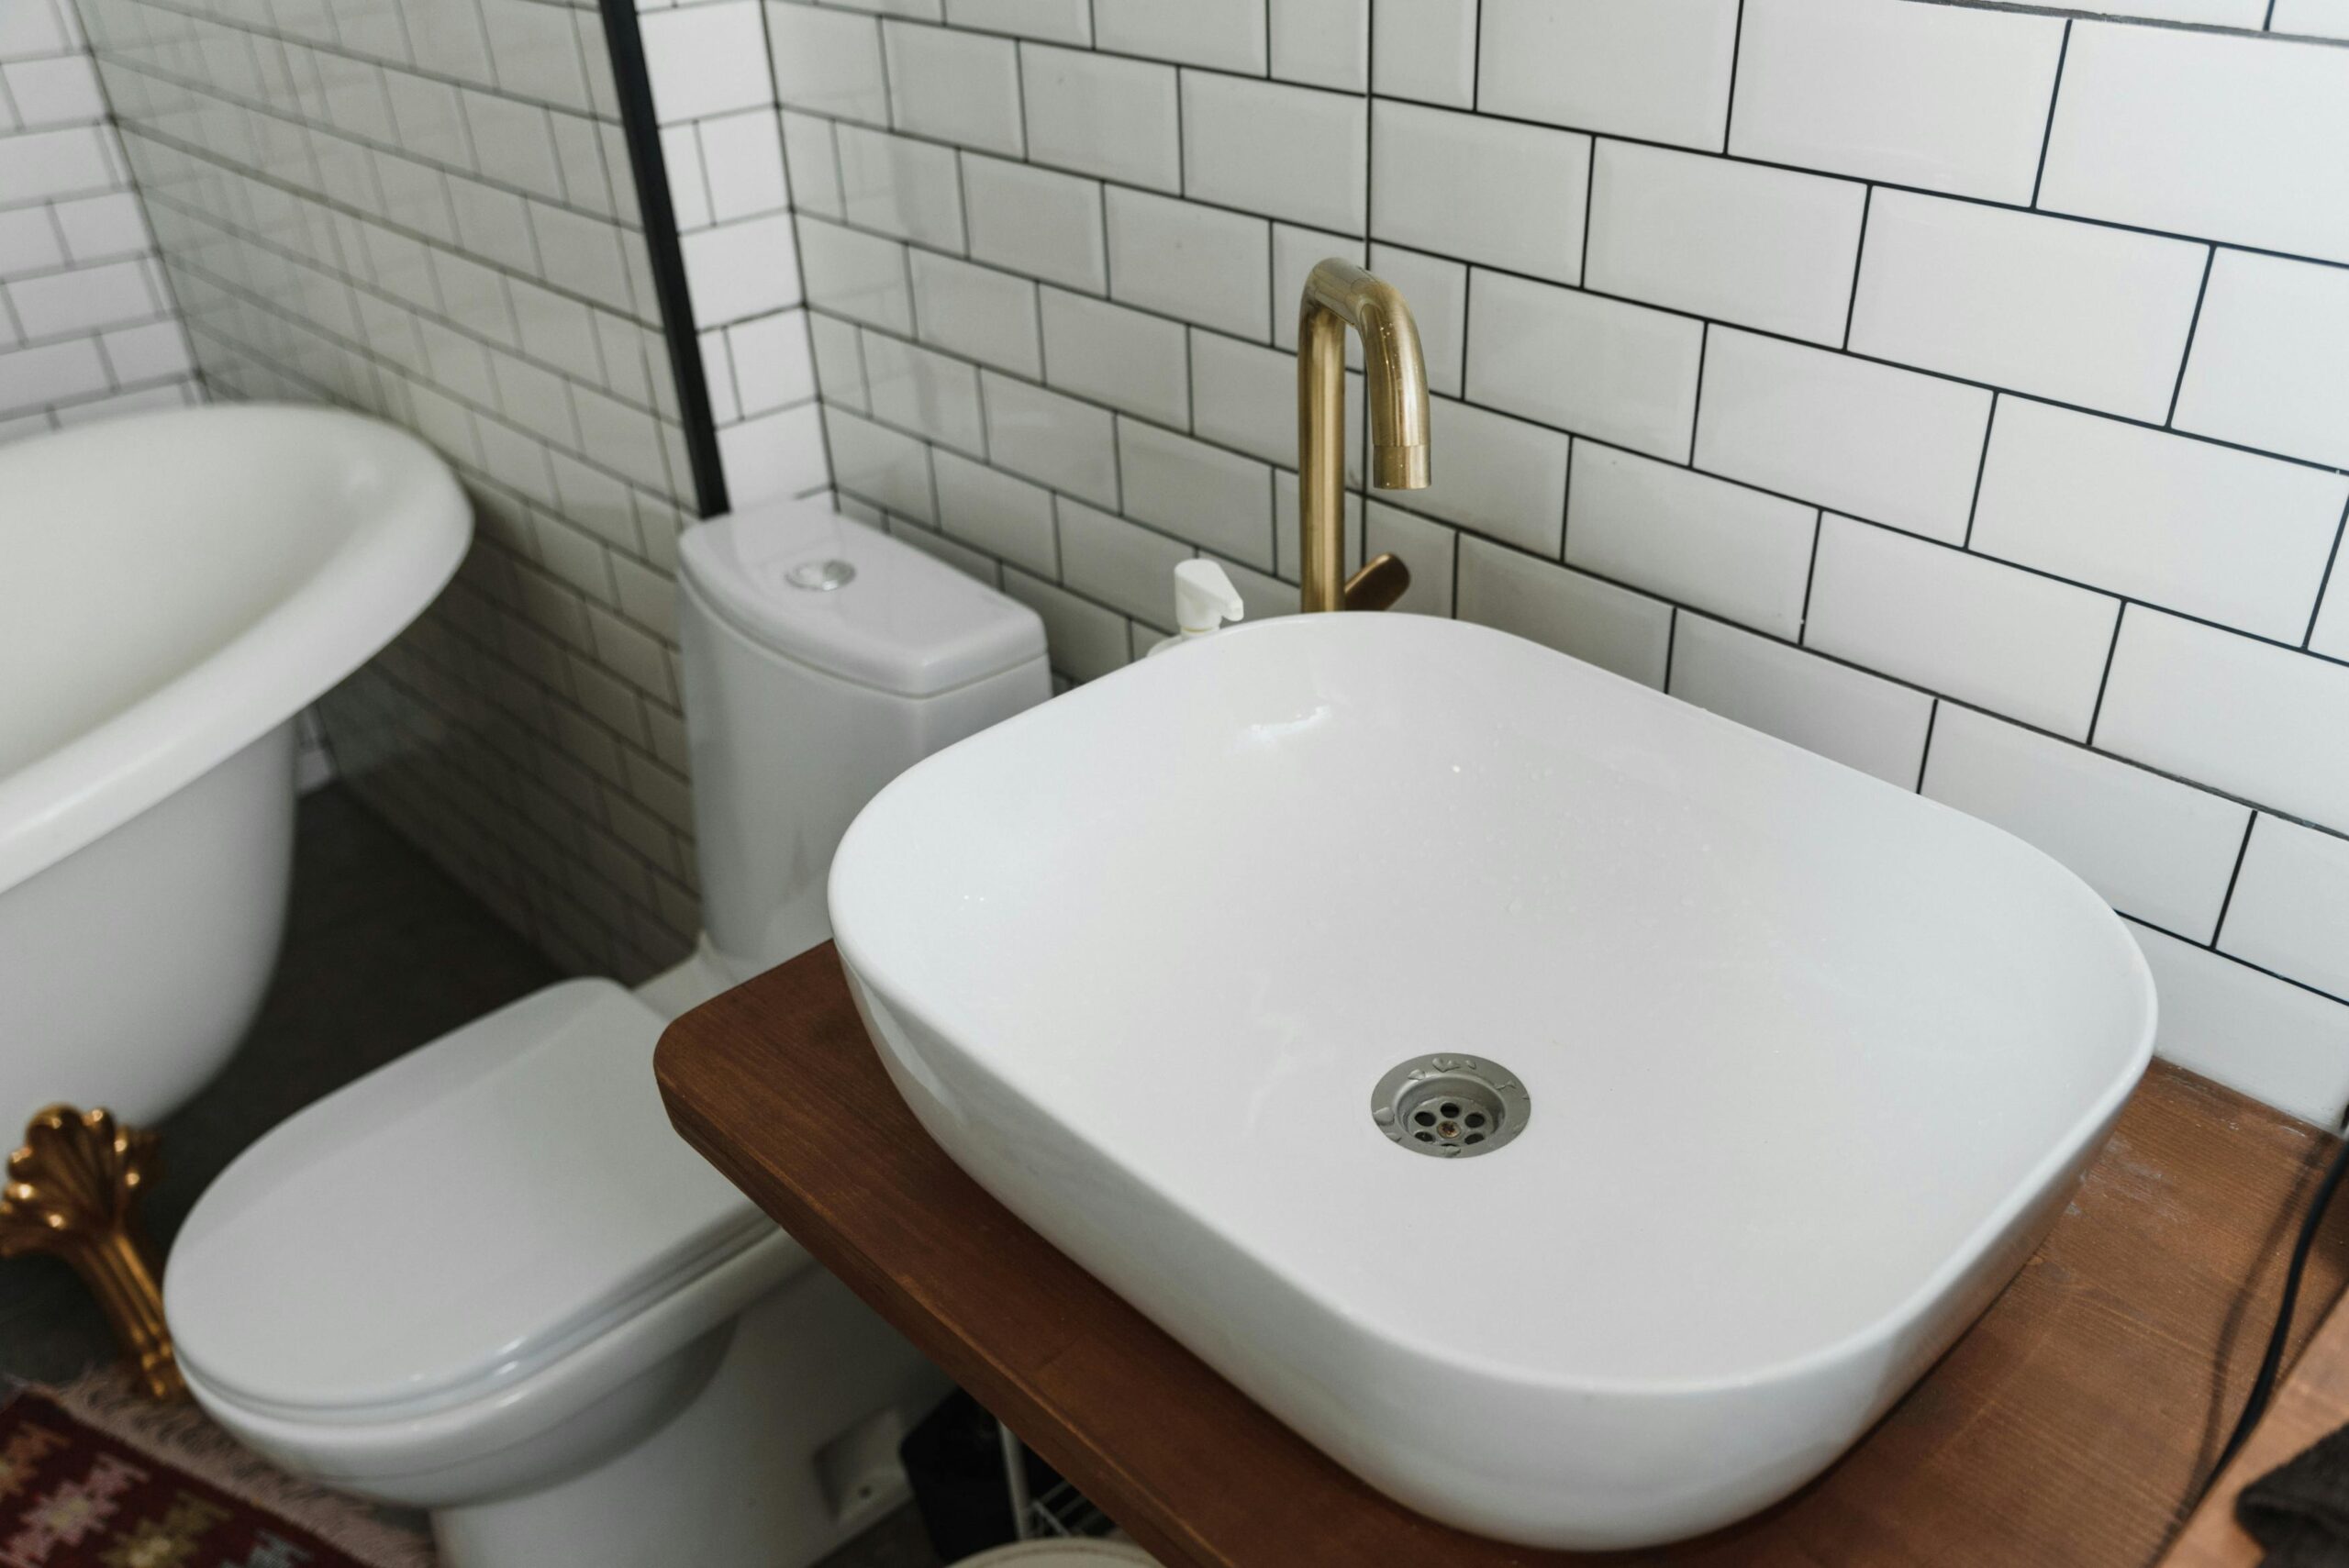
162,500,1052,1568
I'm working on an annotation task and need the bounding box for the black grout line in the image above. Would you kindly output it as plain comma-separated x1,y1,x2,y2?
1173,63,1187,195
794,46,850,535
2030,20,2070,210
1107,396,1125,513
951,146,975,257
833,306,2267,701
859,0,2349,59
1467,0,1483,111
2165,246,2215,428
1038,274,1057,375
156,212,692,519
1264,220,1277,353
1261,463,1278,570
1909,0,2328,44
93,37,637,232
777,106,2349,484
2083,600,2126,742
785,18,2334,328
2211,813,2261,949
862,445,2349,919
1842,186,1872,350
1720,0,1745,155
1796,509,1823,636
1961,394,1998,550
116,109,665,344
730,354,2349,881
1577,136,1597,284
98,0,629,127
1684,322,1708,466
1555,432,1575,562
773,4,2349,277
1362,0,1375,284
1913,699,1942,795
816,291,2349,676
2304,495,2349,649
2124,911,2349,1013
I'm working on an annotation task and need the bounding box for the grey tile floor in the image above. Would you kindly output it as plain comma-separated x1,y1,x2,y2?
0,784,562,1386
0,784,943,1568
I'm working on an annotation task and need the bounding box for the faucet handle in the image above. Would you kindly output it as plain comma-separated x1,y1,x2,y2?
1341,553,1411,613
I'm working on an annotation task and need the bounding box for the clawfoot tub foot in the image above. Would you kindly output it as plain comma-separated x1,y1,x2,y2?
0,1106,185,1401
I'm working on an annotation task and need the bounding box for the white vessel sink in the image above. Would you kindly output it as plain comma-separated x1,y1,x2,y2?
829,613,2155,1550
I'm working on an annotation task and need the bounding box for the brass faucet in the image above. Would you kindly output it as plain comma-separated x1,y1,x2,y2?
1297,259,1432,613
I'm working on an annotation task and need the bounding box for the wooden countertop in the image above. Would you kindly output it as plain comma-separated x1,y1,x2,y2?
656,943,2349,1568
2164,1269,2349,1565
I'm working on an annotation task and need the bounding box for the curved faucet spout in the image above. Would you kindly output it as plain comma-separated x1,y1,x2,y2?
1297,260,1431,612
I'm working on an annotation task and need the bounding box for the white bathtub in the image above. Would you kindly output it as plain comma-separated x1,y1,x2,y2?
0,406,471,1129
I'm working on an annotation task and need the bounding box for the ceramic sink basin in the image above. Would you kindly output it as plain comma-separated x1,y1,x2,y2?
829,613,2155,1550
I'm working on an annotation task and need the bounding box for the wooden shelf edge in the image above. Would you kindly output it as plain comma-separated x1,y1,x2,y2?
657,943,2349,1568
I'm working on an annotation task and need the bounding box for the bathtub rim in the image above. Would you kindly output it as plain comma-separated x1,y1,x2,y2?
0,404,471,894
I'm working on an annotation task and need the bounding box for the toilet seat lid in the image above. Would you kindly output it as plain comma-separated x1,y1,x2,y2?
166,980,772,1418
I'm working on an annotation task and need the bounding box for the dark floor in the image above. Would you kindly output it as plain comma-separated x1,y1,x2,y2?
0,784,560,1385
825,1510,941,1568
0,784,947,1568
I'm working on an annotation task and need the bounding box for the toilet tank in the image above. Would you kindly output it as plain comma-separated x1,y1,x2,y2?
677,500,1049,983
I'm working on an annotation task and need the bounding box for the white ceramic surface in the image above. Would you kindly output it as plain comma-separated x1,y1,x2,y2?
2174,250,2349,472
170,982,775,1417
0,404,469,1127
1804,513,2121,742
1729,0,2065,204
1845,190,2206,426
679,498,1049,984
2040,19,2349,269
1583,139,1865,347
1475,0,1740,150
172,980,950,1568
166,502,1043,1568
831,612,2156,1550
1370,99,1589,284
1970,397,2345,644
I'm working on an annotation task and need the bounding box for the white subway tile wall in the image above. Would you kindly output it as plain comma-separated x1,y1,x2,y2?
72,0,712,982
0,0,195,439
716,0,2349,1122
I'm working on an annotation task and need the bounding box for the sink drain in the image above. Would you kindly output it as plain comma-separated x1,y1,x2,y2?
1370,1054,1529,1159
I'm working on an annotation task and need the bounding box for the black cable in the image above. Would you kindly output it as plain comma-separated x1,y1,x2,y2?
2200,1118,2349,1505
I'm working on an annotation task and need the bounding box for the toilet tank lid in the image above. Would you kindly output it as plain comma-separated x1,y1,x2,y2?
680,499,1045,696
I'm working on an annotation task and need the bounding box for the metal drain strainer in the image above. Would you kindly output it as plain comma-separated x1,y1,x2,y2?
1370,1054,1530,1159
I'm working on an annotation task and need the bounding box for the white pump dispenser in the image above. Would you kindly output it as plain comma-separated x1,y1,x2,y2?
1148,559,1246,656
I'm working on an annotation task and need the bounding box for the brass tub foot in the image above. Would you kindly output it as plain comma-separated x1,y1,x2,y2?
0,1106,185,1401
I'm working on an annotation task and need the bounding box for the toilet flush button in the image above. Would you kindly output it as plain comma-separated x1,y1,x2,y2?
786,559,856,591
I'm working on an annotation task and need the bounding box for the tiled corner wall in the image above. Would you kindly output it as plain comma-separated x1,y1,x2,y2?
0,0,195,439
635,0,829,510
76,0,716,980
719,0,2349,1122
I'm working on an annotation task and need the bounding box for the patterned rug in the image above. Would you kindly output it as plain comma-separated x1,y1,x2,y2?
0,1384,429,1568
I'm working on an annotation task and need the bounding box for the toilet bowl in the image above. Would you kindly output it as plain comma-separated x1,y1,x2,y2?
164,501,1052,1568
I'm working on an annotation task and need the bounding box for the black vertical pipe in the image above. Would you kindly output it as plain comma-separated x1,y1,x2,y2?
599,0,729,518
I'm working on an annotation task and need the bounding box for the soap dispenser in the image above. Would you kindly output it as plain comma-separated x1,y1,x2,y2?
1147,560,1245,656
